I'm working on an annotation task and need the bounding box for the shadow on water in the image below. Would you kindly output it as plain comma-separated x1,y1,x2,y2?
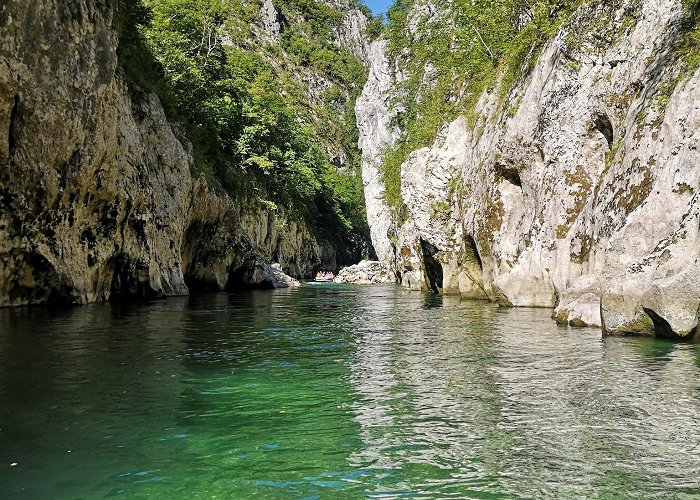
421,292,443,309
629,335,677,360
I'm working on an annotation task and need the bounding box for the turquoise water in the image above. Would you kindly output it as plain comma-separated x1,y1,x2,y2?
1,284,700,498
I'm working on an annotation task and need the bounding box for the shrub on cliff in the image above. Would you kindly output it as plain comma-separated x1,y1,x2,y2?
379,0,582,212
115,0,375,260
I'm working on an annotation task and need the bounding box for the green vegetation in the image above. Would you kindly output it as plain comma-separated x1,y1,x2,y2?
115,0,378,259
635,0,699,125
379,0,583,212
665,0,700,90
682,1,700,70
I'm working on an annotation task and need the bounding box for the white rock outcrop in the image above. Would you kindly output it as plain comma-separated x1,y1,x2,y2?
357,0,700,339
271,263,301,288
356,40,401,265
337,10,371,62
257,0,283,43
333,260,392,284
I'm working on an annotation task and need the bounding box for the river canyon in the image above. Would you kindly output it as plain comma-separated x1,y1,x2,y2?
1,0,700,497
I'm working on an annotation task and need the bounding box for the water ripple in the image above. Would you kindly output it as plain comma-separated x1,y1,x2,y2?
1,286,700,498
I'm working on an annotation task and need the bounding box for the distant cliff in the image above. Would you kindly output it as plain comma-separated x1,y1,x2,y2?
0,0,375,306
357,0,700,339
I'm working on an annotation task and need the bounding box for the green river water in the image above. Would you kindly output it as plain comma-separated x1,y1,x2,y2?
1,284,700,498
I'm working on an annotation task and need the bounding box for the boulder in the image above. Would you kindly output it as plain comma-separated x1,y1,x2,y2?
271,264,301,288
333,260,393,285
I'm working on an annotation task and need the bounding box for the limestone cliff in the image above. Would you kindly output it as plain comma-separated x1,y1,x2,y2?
0,0,371,306
358,0,700,340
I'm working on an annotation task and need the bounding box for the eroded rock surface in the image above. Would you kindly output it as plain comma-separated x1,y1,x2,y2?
358,0,700,340
0,0,338,306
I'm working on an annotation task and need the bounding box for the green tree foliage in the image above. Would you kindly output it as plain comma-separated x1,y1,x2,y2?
116,0,377,259
678,0,700,77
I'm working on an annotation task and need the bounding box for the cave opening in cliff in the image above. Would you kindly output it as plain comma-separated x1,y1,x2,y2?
502,169,522,187
109,254,159,301
642,307,689,341
226,265,252,291
459,234,489,299
494,160,522,187
12,251,75,306
419,238,443,294
593,113,614,149
465,235,483,270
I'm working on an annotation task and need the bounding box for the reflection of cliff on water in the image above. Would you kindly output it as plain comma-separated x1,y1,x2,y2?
491,323,700,496
3,285,700,497
347,286,505,493
347,292,700,497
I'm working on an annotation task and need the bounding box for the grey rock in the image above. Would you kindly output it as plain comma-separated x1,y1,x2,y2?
257,0,283,43
336,9,370,62
0,0,330,306
356,40,401,265
271,263,301,288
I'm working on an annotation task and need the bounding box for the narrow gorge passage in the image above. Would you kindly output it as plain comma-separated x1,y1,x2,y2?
1,0,700,497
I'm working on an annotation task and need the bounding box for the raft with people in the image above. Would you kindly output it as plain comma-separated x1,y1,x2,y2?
314,270,335,282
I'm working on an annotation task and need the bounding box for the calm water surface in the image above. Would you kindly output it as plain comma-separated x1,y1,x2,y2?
1,284,700,498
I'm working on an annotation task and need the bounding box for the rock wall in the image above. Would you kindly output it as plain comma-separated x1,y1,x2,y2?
0,0,333,306
358,0,700,339
357,40,401,267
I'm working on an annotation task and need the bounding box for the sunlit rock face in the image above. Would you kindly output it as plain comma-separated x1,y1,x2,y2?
356,40,401,267
333,260,392,284
0,0,348,306
257,0,283,43
358,0,700,339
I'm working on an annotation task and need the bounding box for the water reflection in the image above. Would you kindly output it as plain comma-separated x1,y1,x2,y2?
349,288,508,496
1,285,700,498
421,293,443,309
346,289,700,498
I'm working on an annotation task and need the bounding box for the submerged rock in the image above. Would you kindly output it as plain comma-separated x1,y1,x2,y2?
333,260,393,285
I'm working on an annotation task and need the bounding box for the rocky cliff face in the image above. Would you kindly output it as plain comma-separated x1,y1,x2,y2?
358,0,700,339
0,0,366,306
